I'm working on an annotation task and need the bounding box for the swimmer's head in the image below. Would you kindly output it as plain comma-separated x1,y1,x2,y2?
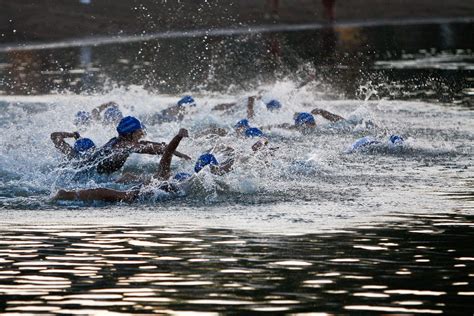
266,99,282,111
117,116,144,139
294,112,316,126
177,95,196,107
245,127,264,138
194,153,219,173
235,119,250,129
173,172,192,182
294,112,316,130
74,111,92,127
73,138,95,155
389,134,404,145
234,119,250,135
103,106,123,125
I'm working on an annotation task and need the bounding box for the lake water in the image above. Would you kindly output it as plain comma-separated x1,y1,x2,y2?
0,21,473,314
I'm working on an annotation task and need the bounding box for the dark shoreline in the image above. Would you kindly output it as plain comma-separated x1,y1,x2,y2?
1,0,474,44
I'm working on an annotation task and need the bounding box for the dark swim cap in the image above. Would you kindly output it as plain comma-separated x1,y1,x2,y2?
177,95,196,107
74,111,92,126
173,172,192,182
116,116,143,136
266,99,282,111
294,112,316,126
194,153,219,173
103,106,123,125
245,127,264,138
73,138,95,154
234,119,250,129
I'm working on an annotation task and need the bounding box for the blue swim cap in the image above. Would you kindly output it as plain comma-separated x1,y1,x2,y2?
245,127,264,138
173,172,192,182
116,116,143,136
389,134,404,145
295,112,316,126
74,111,92,126
234,119,250,129
349,136,379,151
177,95,196,107
73,138,95,154
194,153,219,173
103,106,123,125
266,99,282,111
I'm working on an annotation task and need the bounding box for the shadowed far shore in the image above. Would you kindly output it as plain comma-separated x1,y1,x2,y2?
1,0,474,44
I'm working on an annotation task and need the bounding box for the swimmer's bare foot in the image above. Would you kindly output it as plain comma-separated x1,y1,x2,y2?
178,128,189,138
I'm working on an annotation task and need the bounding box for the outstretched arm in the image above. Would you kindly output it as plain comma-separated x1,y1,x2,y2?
91,101,118,120
53,188,138,203
261,123,294,130
154,128,189,180
135,140,191,160
311,108,345,122
212,102,237,111
210,158,234,175
50,131,80,159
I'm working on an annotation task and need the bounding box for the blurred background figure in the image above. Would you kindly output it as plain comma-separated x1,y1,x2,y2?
321,0,336,22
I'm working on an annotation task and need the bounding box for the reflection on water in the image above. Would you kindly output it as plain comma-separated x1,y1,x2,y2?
0,212,472,314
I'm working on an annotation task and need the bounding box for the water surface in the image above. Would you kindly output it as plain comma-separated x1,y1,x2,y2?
0,21,473,314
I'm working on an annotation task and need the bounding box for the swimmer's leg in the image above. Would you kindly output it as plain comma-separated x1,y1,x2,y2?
155,128,189,181
54,188,138,203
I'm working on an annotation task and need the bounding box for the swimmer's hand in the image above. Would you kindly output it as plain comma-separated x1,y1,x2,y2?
73,132,81,139
178,128,189,138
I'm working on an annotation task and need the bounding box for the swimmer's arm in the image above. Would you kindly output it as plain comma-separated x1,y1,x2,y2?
116,172,148,184
134,141,166,154
211,158,234,175
135,141,191,160
53,188,138,203
212,102,237,111
311,108,345,122
50,131,79,158
262,123,293,130
196,127,228,138
91,101,118,120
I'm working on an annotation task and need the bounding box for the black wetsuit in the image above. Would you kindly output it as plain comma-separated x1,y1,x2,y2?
94,138,133,174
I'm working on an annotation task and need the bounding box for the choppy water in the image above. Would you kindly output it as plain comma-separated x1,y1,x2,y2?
0,21,473,314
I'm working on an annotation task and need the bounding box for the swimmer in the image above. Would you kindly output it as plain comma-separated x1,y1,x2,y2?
147,96,196,124
91,101,123,126
263,112,316,134
197,119,269,152
54,128,191,203
74,111,93,129
213,96,282,119
310,108,345,122
94,116,191,175
195,148,235,176
346,134,405,153
73,102,123,128
50,131,96,160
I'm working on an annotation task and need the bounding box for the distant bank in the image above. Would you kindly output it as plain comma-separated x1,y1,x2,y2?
1,0,473,43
